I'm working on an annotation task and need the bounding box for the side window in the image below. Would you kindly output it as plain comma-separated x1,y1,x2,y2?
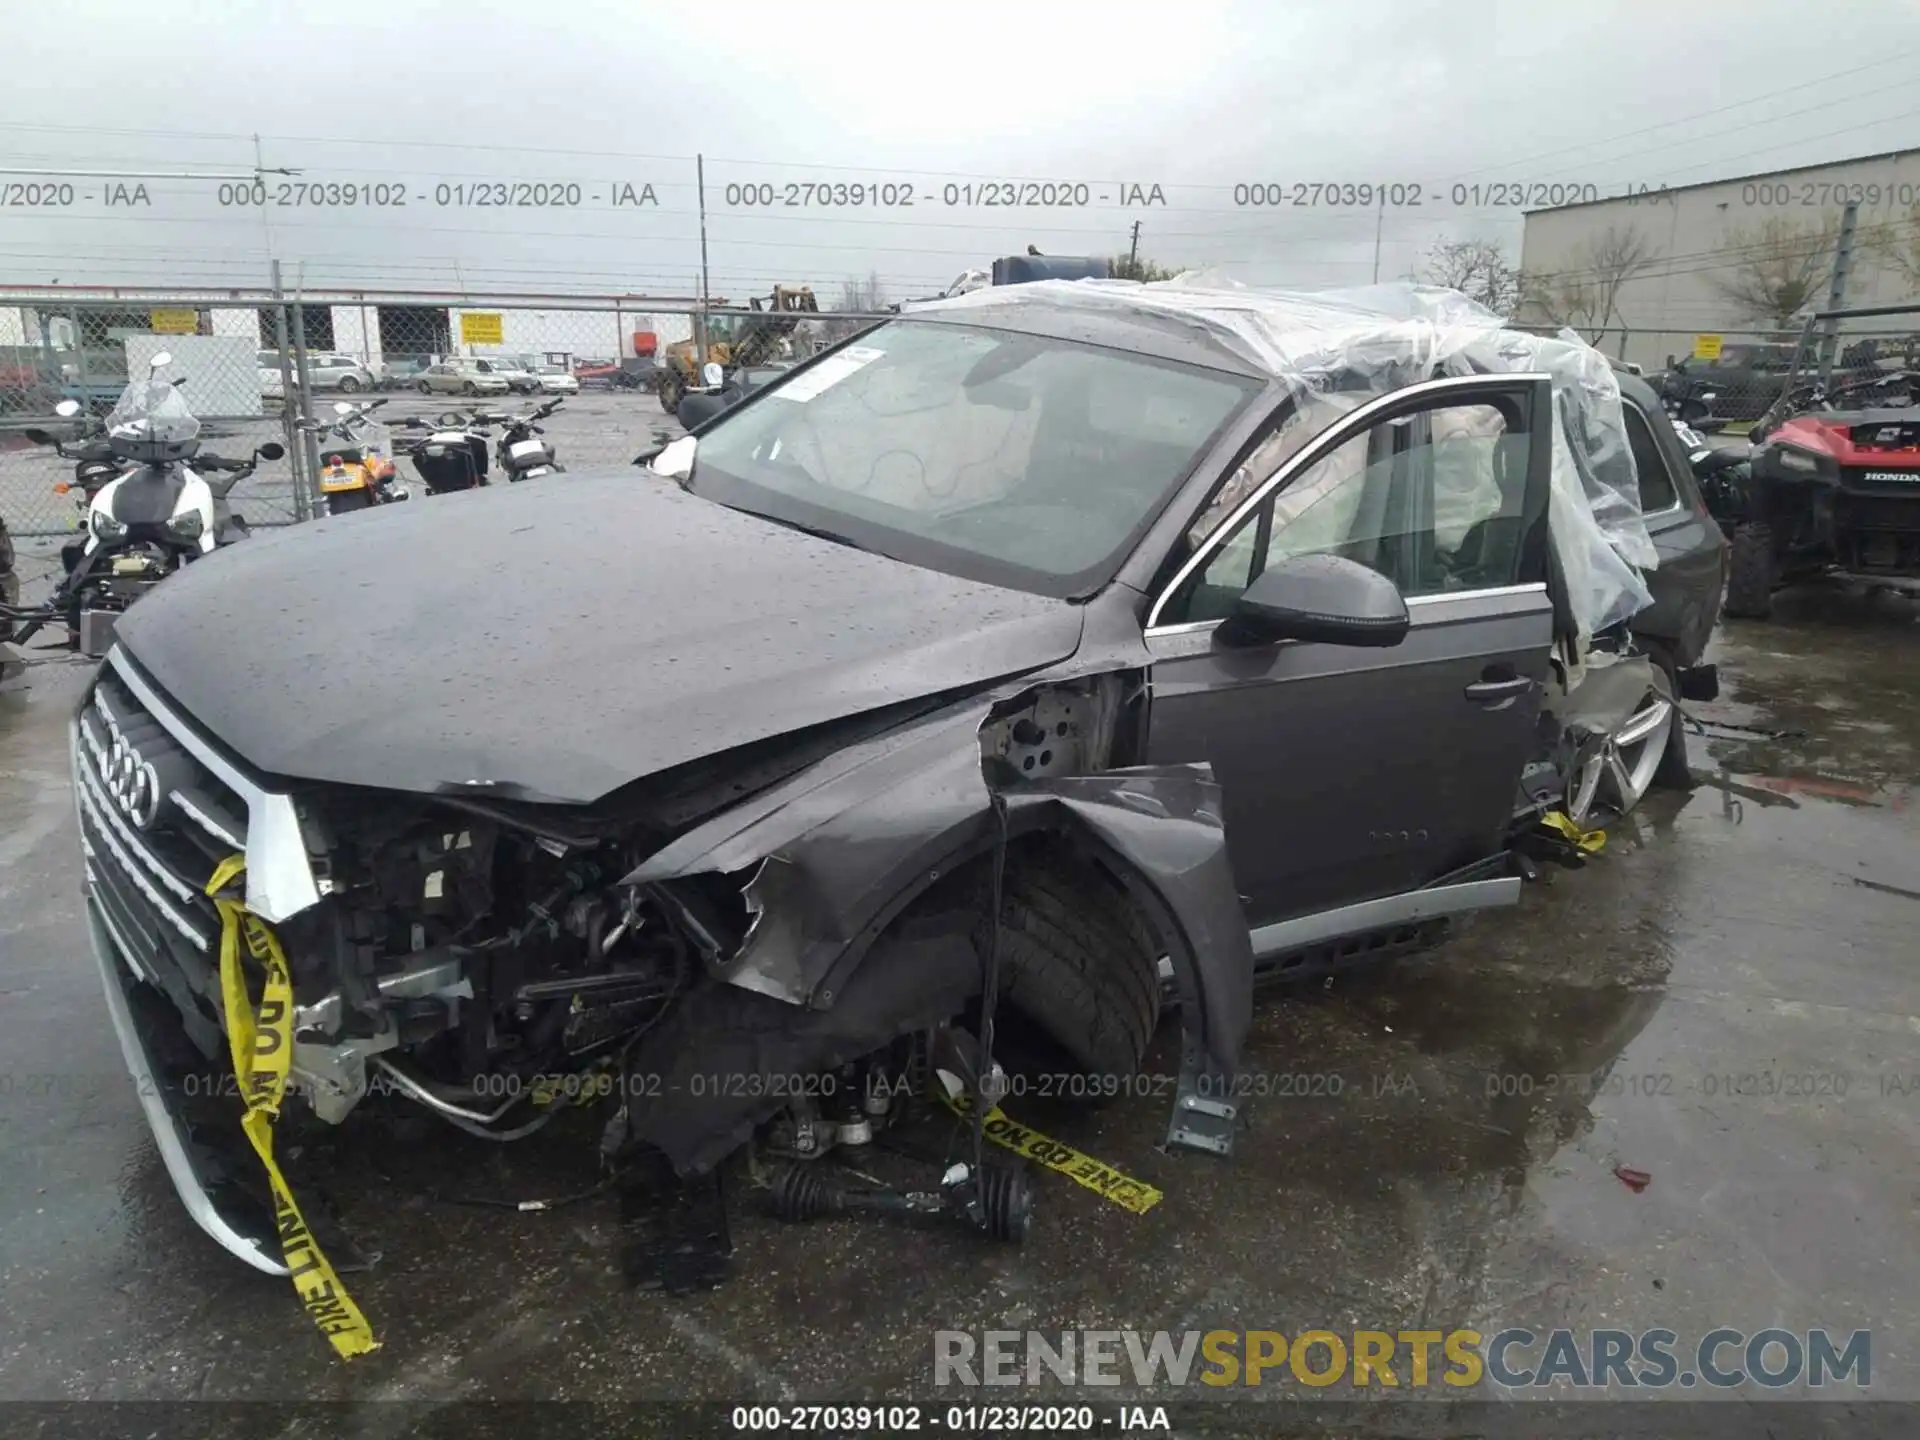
1163,395,1534,626
1620,403,1679,512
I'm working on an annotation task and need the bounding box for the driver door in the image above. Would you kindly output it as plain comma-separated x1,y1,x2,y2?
1142,375,1557,936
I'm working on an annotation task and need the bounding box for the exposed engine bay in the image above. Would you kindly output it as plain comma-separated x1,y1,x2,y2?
263,673,1154,1162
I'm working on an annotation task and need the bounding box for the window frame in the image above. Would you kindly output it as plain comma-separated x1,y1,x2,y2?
1146,372,1557,634
1619,398,1684,517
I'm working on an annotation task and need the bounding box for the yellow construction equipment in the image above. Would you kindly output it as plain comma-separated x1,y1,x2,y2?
658,285,818,416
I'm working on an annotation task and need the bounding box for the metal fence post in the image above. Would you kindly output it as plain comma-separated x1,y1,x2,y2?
1817,201,1860,387
290,286,323,517
269,260,309,521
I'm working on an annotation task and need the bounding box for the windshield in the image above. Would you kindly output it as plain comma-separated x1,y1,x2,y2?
107,376,199,443
686,319,1256,595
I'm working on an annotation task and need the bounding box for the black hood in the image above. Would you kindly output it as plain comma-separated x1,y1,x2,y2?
112,473,1084,803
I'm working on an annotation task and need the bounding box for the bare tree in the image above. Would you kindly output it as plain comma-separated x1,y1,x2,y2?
1518,273,1600,333
1583,223,1657,339
822,271,889,342
834,270,888,314
1419,238,1520,315
1705,215,1843,329
1861,203,1920,297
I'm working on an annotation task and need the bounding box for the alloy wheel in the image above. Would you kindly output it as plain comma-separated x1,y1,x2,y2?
1566,685,1674,828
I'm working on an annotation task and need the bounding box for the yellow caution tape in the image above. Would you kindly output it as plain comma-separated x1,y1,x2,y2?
942,1090,1162,1215
1540,810,1607,854
205,854,381,1360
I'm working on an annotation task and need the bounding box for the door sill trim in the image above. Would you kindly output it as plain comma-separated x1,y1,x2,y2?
1249,876,1520,959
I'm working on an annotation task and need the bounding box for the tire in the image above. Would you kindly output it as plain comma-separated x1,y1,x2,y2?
1724,521,1775,620
1640,641,1692,790
973,845,1161,1084
463,381,480,397
338,375,362,393
326,488,372,514
417,380,432,394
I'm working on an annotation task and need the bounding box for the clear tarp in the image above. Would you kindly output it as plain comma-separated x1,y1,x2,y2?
912,279,1656,639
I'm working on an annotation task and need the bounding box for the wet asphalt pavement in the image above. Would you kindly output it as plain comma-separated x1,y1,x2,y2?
1,584,1916,1426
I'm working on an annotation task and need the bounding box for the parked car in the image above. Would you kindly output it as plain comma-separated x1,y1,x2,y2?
377,356,433,391
417,358,511,396
70,283,1721,1280
258,351,377,396
535,362,580,395
486,355,541,394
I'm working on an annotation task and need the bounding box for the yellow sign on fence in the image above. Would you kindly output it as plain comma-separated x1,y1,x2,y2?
1692,334,1723,362
150,308,199,334
460,312,504,346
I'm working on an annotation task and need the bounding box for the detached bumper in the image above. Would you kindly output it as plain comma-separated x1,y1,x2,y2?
86,894,288,1274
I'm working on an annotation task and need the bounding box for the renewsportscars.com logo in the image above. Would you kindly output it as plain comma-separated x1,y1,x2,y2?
933,1327,1871,1390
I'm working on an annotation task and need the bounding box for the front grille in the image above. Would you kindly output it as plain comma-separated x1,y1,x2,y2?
76,668,254,1058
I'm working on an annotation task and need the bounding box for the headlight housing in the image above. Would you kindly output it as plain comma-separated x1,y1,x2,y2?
89,509,128,542
167,510,205,541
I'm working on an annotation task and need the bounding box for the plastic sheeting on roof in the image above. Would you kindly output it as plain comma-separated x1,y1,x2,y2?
913,279,1656,640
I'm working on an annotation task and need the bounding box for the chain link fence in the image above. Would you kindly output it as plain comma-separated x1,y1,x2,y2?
1,287,879,537
1593,325,1920,429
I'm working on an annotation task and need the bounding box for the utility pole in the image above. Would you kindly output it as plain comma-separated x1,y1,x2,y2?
1127,220,1141,273
1817,200,1860,386
696,153,712,367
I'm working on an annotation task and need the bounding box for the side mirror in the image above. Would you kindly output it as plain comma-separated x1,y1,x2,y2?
54,398,82,417
1221,554,1409,648
702,361,725,389
150,351,173,370
256,441,286,461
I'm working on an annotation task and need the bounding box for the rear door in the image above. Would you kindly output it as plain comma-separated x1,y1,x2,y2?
1143,375,1556,930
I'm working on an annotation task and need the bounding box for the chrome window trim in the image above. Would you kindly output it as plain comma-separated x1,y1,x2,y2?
1144,583,1549,645
1145,372,1555,632
104,647,322,923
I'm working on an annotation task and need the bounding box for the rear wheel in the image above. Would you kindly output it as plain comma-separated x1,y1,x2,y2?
417,380,432,394
1724,521,1776,619
1565,668,1679,829
326,488,373,514
1640,641,1692,790
337,375,362,393
973,843,1161,1084
463,381,480,396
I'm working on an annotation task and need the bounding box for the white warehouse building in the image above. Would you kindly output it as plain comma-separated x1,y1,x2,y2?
1516,148,1920,370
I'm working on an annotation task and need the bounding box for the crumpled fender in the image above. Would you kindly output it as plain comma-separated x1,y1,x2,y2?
623,688,1253,1157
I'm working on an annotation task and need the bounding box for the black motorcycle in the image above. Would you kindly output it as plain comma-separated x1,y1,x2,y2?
1671,416,1750,538
397,412,492,495
491,398,566,480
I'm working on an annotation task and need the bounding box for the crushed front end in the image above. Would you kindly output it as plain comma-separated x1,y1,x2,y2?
73,648,1253,1274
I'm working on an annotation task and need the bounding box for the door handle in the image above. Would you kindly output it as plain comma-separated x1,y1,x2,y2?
1463,676,1534,707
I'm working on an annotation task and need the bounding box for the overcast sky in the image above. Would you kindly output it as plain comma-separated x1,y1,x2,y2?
3,0,1919,302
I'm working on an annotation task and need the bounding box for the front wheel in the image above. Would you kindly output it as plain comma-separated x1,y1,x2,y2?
1565,666,1680,829
1724,521,1776,620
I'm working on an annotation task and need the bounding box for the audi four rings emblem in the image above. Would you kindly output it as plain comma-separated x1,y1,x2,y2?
96,703,165,830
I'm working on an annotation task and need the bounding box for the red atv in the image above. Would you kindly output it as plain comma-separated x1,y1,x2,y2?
1728,371,1920,617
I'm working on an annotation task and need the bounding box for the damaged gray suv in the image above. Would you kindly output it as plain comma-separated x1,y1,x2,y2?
72,282,1720,1273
